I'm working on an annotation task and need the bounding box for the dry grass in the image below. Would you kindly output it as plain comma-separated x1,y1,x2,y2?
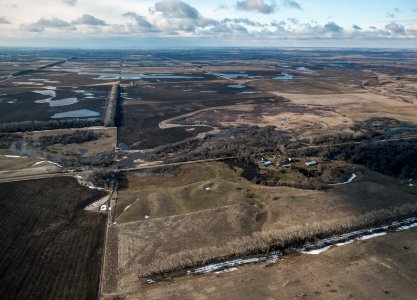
140,203,417,278
25,127,116,158
115,162,245,222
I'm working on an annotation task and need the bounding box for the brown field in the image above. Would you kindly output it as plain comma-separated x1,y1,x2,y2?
130,228,417,300
101,162,417,297
25,127,117,158
166,102,352,133
0,177,108,300
0,156,61,179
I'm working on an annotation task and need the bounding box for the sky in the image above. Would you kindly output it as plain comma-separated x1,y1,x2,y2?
0,0,416,48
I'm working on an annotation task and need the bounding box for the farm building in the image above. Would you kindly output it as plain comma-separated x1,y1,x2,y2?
305,161,318,167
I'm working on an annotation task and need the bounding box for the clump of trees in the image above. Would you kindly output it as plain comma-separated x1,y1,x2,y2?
88,168,120,188
0,133,22,149
155,126,291,163
35,130,102,148
0,119,103,133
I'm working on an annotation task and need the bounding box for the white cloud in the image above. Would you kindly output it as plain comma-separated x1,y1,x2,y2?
74,14,107,26
283,0,302,10
385,22,405,34
63,0,77,6
0,17,11,24
20,17,72,32
236,0,276,14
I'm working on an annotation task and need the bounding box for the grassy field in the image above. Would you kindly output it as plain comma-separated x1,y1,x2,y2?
115,162,258,222
102,161,417,296
0,156,61,179
0,177,107,300
25,127,116,158
131,228,417,300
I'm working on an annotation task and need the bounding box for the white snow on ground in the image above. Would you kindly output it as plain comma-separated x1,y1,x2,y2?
88,184,104,190
47,161,62,168
3,155,22,158
329,173,357,186
301,246,332,255
214,267,237,274
192,257,267,274
173,217,417,279
396,223,417,231
300,217,417,255
335,240,355,247
31,161,46,166
123,204,131,212
358,232,387,240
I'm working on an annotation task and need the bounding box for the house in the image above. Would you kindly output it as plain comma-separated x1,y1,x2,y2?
305,160,318,167
262,161,273,167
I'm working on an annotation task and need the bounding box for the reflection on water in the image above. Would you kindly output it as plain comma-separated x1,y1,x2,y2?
273,73,294,80
49,98,79,107
215,73,262,79
50,109,100,119
92,73,204,80
228,84,246,89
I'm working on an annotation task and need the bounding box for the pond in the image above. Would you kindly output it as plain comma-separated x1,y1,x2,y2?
50,109,100,119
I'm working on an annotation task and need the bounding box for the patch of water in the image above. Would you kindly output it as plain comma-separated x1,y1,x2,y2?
228,84,246,89
215,73,262,79
13,82,43,86
50,109,100,119
237,91,261,95
49,98,79,107
33,90,57,98
273,73,294,80
92,73,204,80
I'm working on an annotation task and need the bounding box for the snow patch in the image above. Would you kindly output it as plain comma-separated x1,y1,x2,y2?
329,173,357,186
301,246,332,255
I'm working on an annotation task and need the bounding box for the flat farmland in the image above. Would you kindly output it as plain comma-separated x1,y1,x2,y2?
0,177,108,300
117,81,283,149
0,85,109,123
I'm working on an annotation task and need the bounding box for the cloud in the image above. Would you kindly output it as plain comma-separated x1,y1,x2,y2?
386,8,401,18
324,22,343,33
62,0,77,6
236,0,276,14
385,22,405,34
74,14,107,26
154,0,201,19
151,0,217,33
283,0,302,10
352,24,362,30
20,17,72,32
287,18,299,25
123,12,155,32
0,17,11,24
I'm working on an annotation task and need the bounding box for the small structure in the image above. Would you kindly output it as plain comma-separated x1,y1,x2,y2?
262,161,273,167
305,160,318,167
100,204,107,211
